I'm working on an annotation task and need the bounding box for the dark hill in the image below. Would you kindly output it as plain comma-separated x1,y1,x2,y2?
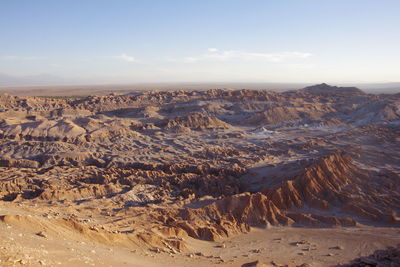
301,83,365,95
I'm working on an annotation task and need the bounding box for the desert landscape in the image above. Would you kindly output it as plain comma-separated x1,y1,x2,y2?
2,0,400,266
0,83,399,266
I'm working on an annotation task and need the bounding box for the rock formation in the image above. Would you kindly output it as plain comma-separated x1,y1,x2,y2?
0,85,399,254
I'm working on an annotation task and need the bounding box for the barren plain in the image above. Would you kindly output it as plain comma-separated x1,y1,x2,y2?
0,83,399,266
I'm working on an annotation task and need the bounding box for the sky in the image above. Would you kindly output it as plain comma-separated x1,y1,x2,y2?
0,0,399,84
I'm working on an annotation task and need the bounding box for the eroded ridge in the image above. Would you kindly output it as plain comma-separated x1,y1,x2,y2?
0,84,399,265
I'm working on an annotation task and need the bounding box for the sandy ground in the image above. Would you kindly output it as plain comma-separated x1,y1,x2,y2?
1,203,399,267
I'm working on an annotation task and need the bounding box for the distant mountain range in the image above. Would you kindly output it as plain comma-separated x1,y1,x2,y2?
0,73,399,93
0,73,87,86
355,82,400,94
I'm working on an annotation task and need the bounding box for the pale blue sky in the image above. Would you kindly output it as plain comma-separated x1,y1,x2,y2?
0,0,399,83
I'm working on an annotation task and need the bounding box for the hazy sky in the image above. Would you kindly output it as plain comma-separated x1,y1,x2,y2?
0,0,399,83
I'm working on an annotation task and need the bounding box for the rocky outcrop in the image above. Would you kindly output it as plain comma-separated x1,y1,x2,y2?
266,153,355,210
338,245,400,267
0,158,39,168
160,112,232,130
166,152,396,240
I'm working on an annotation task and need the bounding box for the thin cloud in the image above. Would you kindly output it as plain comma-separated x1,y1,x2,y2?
183,49,312,63
113,53,137,62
